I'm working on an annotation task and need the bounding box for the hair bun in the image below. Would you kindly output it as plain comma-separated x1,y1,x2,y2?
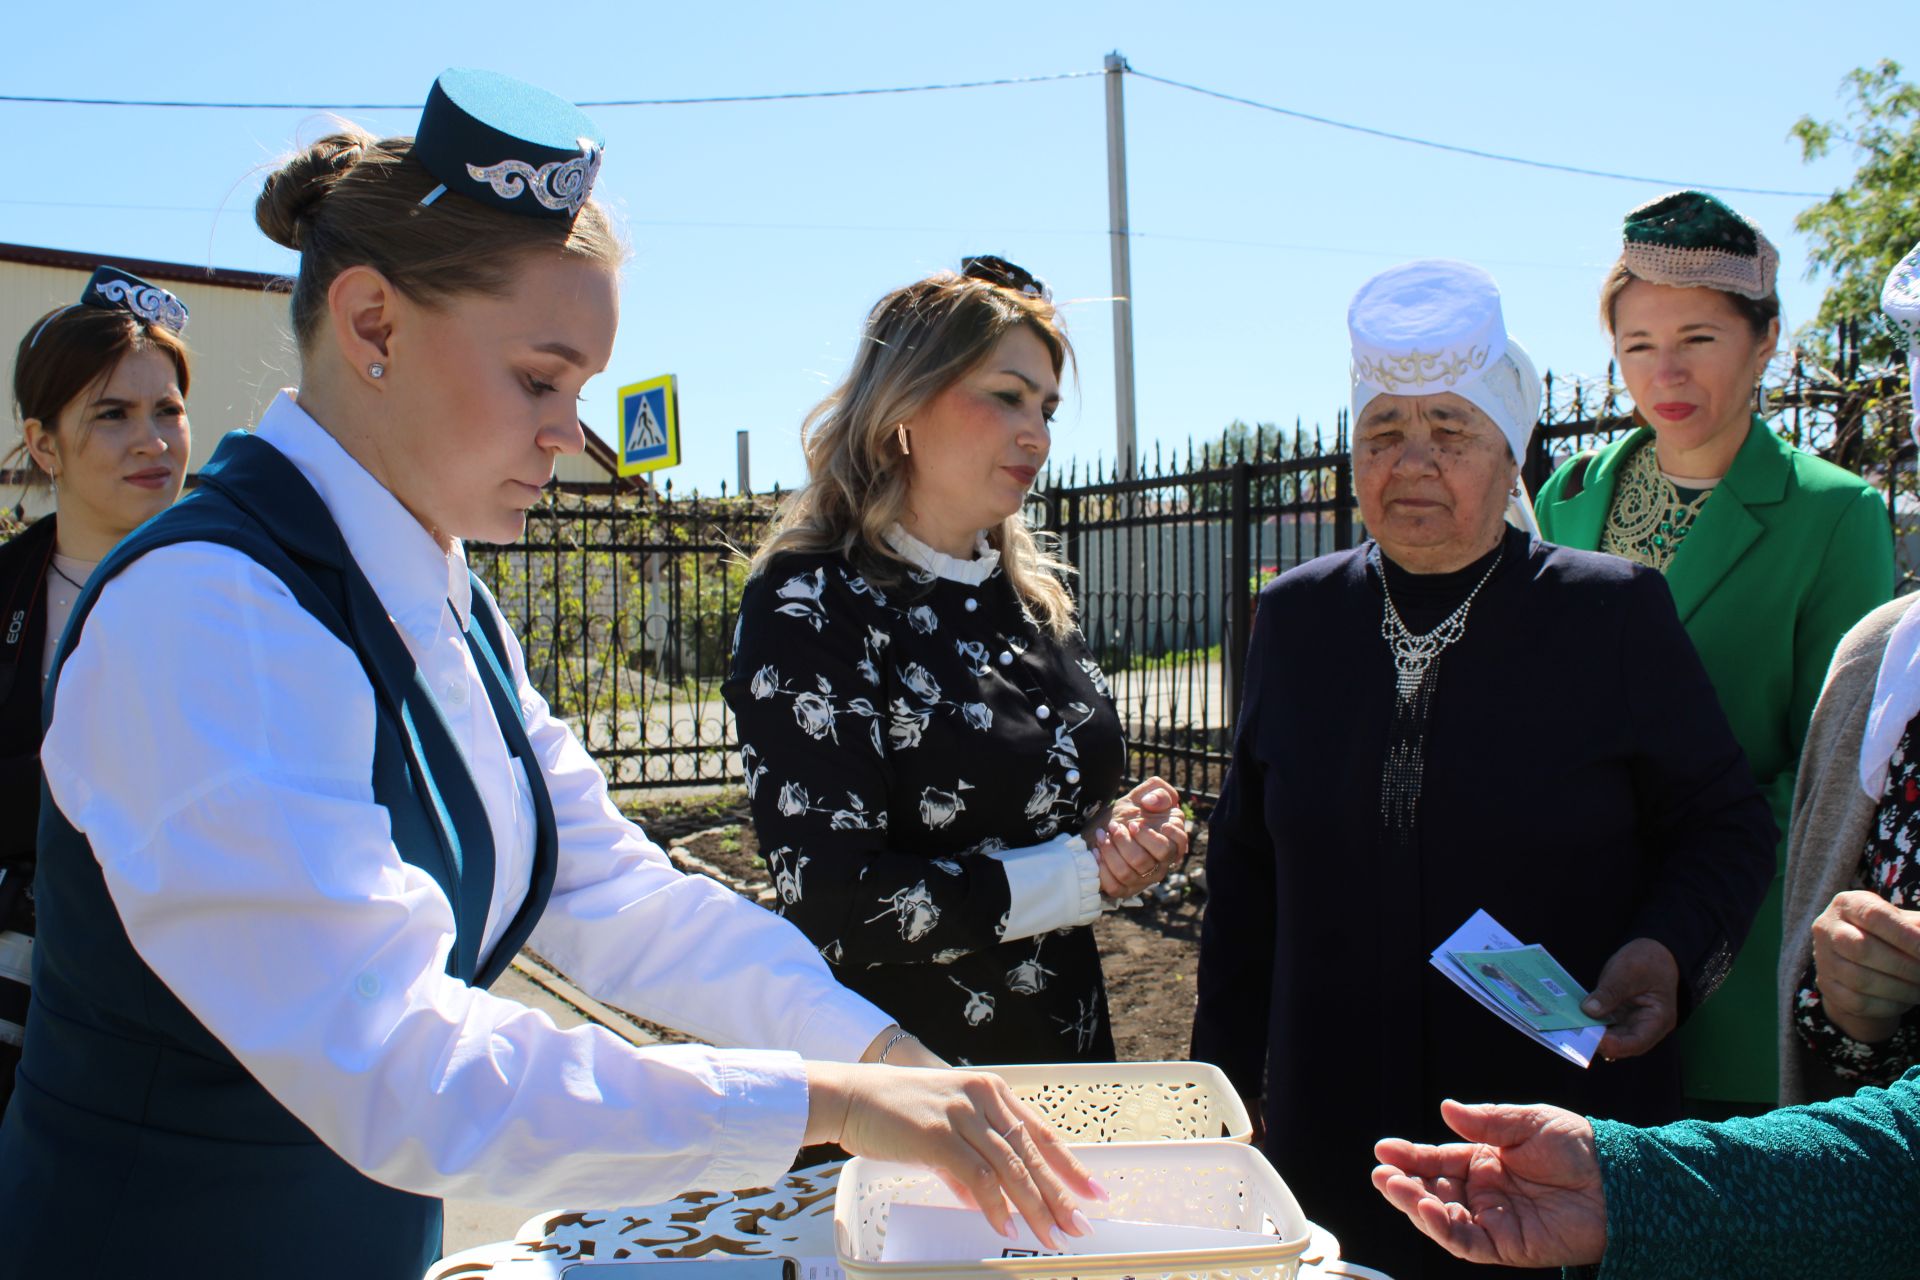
255,130,371,250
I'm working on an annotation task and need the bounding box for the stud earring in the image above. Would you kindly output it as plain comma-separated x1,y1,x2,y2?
895,423,910,455
368,362,386,380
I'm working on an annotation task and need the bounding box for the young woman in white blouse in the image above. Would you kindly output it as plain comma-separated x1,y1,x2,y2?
0,73,1095,1279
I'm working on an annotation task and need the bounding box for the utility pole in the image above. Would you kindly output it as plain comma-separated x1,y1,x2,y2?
1104,50,1138,477
735,430,751,495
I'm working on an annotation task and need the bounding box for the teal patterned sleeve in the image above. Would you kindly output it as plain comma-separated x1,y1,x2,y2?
1586,1067,1920,1278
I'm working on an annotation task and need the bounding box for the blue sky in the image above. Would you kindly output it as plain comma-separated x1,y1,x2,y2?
2,1,1912,493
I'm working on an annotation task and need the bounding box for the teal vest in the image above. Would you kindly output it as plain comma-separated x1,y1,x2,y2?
0,431,559,1278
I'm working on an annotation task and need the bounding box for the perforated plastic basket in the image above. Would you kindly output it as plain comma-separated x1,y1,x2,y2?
835,1139,1310,1280
979,1061,1254,1144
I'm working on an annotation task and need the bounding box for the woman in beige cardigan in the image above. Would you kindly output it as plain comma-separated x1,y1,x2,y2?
1780,241,1920,1104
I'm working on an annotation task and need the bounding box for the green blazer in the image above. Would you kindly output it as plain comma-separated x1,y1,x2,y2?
1537,418,1894,1105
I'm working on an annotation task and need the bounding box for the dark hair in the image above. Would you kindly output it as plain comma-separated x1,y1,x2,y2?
255,125,624,349
7,304,192,486
1599,256,1781,339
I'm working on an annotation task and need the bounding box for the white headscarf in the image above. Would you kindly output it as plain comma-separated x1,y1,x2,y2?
1859,241,1920,799
1348,260,1543,533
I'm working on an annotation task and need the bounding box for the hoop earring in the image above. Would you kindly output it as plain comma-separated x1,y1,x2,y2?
368,362,386,380
895,423,910,455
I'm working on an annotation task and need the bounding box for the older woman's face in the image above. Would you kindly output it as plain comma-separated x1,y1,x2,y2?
1353,392,1516,570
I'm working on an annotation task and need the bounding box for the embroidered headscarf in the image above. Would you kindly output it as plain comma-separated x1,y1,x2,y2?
1348,259,1542,531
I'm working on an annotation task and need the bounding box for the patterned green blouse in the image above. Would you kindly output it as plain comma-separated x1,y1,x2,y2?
1576,1066,1920,1277
1596,438,1714,572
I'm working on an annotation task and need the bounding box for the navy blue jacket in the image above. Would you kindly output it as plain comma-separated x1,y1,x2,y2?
0,433,558,1279
1192,526,1775,1280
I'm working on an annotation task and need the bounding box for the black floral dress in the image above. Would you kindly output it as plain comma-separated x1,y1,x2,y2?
1794,717,1920,1084
723,544,1124,1065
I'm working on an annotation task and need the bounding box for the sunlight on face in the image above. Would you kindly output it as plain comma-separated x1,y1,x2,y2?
37,347,189,540
1353,392,1515,569
1612,279,1777,457
378,253,619,546
902,325,1061,547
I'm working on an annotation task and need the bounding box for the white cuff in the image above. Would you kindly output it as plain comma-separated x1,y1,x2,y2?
686,1047,813,1193
989,834,1103,941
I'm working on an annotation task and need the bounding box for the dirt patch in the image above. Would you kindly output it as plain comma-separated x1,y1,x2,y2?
654,805,1207,1063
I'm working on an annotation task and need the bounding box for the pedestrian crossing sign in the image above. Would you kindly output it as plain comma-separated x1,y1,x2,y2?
617,374,680,476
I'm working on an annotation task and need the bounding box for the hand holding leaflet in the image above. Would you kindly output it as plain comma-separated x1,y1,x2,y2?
1430,910,1607,1068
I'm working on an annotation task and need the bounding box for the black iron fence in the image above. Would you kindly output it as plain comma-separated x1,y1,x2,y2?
1027,333,1915,816
1025,431,1353,813
469,483,774,801
4,338,1901,814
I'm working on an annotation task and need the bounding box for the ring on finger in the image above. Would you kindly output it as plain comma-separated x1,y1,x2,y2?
995,1118,1027,1141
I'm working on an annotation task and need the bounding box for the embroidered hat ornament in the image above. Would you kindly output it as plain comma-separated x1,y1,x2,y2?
1882,239,1920,425
1619,189,1779,301
1348,259,1541,464
413,68,604,219
28,266,190,348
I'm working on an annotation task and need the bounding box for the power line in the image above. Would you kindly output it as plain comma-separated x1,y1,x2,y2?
1126,69,1827,199
0,62,1828,199
0,70,1100,111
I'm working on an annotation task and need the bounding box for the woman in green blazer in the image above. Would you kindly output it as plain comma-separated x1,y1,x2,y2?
1536,191,1894,1115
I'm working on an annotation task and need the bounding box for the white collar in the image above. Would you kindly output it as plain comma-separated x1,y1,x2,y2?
255,389,472,630
884,523,1000,586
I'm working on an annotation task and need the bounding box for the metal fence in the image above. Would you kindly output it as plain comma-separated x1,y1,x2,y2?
456,332,1910,812
1027,332,1915,815
469,482,774,801
1025,431,1353,813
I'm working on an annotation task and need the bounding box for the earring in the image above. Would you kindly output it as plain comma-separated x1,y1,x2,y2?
368,362,386,380
895,423,910,455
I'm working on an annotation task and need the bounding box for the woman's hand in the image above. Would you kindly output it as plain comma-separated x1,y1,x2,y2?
1372,1099,1607,1269
1090,777,1189,899
1812,890,1920,1044
1582,937,1679,1060
805,1063,1102,1247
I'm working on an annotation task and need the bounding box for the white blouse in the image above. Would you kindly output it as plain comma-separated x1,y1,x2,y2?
38,391,893,1207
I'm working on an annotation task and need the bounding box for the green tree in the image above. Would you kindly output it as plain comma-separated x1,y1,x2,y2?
1792,60,1920,363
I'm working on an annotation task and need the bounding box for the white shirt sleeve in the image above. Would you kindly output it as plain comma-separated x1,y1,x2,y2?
40,545,883,1207
988,835,1104,939
480,580,896,1060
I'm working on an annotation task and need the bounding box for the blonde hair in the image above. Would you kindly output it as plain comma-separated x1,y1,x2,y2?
750,270,1076,635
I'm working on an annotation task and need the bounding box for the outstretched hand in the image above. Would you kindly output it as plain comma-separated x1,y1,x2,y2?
1372,1099,1607,1269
